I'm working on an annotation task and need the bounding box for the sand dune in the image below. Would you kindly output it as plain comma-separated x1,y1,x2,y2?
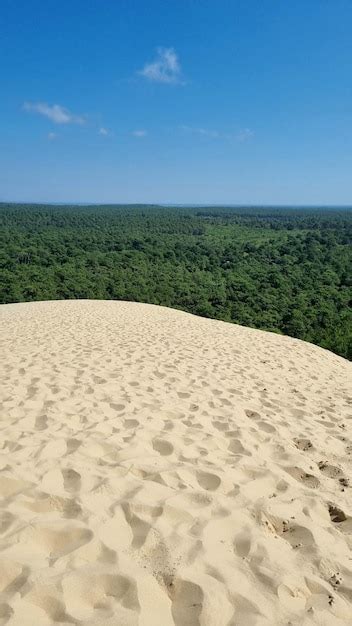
0,299,351,625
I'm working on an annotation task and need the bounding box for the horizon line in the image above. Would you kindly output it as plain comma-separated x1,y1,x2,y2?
1,201,352,209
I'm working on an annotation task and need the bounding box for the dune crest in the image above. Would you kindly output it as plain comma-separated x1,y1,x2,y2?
0,299,351,625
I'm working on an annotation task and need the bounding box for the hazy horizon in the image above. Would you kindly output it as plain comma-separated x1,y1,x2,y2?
2,201,352,210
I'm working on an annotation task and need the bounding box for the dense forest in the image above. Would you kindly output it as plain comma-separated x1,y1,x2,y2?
1,203,351,359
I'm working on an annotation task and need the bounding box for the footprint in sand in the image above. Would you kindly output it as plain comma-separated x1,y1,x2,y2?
328,504,347,523
23,589,72,623
110,403,125,412
121,502,152,549
65,438,82,455
257,421,276,434
35,414,48,430
293,437,313,451
284,466,320,489
124,419,139,429
0,603,13,621
228,439,251,456
279,521,315,548
152,439,174,456
245,410,261,422
318,461,342,479
171,579,203,626
212,420,229,432
0,511,15,534
233,531,252,558
62,468,81,493
196,471,221,491
0,561,28,594
62,570,140,618
15,523,93,560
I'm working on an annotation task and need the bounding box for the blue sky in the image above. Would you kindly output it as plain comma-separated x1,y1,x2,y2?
1,0,352,204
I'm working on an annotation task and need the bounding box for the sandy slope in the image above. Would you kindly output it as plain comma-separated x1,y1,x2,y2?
0,300,352,626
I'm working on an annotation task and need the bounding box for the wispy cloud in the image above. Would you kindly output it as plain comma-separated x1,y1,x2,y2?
180,125,220,139
139,47,183,84
48,132,57,140
23,102,85,125
237,128,254,142
99,127,109,136
132,130,147,137
180,125,254,142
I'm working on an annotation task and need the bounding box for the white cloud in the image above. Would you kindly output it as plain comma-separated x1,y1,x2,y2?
23,102,85,125
237,128,254,142
48,132,57,140
180,125,220,139
139,47,182,84
180,125,254,143
197,128,220,138
99,127,109,136
132,130,147,137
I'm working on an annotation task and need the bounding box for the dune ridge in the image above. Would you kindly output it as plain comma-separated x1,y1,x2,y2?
0,299,352,625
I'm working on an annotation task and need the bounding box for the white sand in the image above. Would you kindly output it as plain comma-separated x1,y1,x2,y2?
0,299,352,626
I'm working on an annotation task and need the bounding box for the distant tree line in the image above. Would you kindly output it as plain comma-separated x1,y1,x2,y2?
0,203,351,359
